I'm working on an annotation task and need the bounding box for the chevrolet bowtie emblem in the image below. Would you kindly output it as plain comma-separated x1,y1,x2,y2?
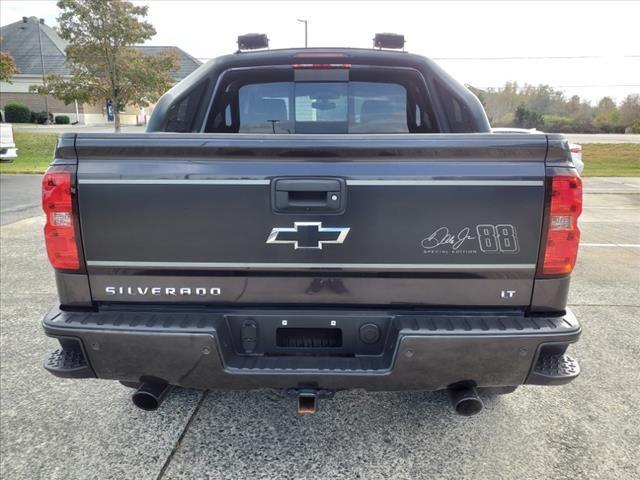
266,222,350,250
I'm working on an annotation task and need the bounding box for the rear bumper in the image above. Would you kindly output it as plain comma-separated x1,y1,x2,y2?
42,306,581,391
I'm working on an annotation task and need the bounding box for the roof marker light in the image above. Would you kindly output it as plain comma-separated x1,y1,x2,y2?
237,33,269,51
373,33,405,49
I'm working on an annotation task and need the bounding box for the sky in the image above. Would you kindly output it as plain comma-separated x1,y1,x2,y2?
2,0,639,103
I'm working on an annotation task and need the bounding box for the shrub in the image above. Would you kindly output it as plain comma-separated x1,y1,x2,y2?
4,103,31,123
514,104,543,129
31,111,53,124
542,115,573,133
54,115,70,124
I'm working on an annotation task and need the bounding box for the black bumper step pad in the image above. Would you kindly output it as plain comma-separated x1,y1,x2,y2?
44,348,95,379
527,353,580,385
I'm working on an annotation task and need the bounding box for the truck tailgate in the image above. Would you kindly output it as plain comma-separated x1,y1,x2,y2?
76,133,547,307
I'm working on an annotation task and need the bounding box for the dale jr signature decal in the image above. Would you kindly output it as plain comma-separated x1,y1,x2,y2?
421,224,519,255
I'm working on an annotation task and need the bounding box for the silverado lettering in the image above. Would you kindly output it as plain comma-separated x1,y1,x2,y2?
104,286,222,296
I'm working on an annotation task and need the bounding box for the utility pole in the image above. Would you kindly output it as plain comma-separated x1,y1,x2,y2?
297,19,308,48
36,18,50,124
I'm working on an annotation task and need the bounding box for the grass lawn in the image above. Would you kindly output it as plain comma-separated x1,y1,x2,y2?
0,132,57,174
581,143,640,176
1,132,638,176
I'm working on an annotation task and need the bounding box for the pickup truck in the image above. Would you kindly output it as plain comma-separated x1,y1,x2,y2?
41,40,582,416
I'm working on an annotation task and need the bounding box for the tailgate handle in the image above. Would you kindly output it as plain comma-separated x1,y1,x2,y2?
273,178,345,213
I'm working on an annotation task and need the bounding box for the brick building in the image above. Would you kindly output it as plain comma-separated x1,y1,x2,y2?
0,16,201,125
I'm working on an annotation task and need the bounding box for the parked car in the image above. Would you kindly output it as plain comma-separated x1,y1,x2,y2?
0,110,18,162
41,34,582,416
492,127,583,173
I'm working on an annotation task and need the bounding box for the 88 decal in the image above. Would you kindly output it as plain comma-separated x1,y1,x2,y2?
476,224,519,254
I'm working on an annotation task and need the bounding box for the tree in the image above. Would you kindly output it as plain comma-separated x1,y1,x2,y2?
0,50,19,82
523,84,565,116
514,103,543,129
596,97,617,114
565,95,582,116
484,81,521,125
31,0,178,131
619,94,640,130
461,80,638,132
594,96,620,133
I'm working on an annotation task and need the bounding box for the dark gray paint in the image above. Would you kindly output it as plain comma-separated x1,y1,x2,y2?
78,183,543,265
72,132,547,162
55,272,92,307
89,275,535,306
71,134,548,307
530,277,571,313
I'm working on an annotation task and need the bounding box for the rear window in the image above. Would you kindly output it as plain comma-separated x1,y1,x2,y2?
236,81,408,134
205,68,439,134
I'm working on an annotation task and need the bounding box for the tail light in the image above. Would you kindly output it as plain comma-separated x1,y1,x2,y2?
570,145,582,154
540,172,582,275
293,53,348,58
42,167,80,270
292,63,351,69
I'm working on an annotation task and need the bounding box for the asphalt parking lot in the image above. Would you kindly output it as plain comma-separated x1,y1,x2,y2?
0,174,42,225
1,175,639,480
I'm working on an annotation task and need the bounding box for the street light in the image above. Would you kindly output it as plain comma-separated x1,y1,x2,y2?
297,19,308,48
36,18,50,124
